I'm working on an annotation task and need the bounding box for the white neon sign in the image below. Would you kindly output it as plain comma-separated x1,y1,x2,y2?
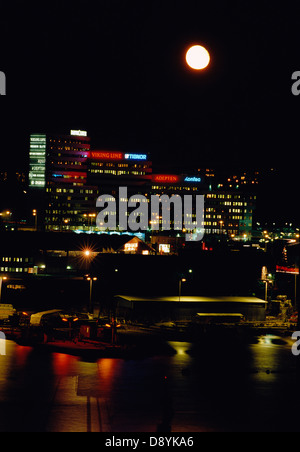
70,130,88,137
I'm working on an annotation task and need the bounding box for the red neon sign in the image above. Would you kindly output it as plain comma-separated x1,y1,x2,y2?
276,265,299,275
153,175,179,183
91,151,124,160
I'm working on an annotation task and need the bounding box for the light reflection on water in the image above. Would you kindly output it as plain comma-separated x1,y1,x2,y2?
0,335,298,432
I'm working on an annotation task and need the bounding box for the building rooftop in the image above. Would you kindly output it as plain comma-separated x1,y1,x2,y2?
115,295,266,304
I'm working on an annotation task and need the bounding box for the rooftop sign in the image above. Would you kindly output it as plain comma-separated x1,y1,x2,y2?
184,177,202,183
91,151,123,160
70,130,88,137
153,175,179,183
125,153,147,160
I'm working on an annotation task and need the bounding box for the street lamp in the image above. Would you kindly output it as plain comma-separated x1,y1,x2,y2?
0,275,8,302
86,276,97,315
32,209,37,231
219,220,224,236
82,248,93,270
179,278,186,302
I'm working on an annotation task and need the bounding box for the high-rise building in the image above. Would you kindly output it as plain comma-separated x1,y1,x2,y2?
150,174,255,240
29,130,99,231
28,131,153,232
88,150,152,196
204,192,255,238
28,130,256,240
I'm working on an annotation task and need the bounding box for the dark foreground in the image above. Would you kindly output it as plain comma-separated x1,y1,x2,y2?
0,328,298,432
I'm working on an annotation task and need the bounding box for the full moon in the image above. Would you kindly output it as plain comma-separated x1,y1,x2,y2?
186,45,210,70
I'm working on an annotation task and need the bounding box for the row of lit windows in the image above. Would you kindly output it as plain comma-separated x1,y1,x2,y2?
207,194,231,199
48,188,95,194
1,257,30,262
46,210,79,215
90,169,146,176
205,229,240,235
54,161,85,166
206,194,248,200
90,162,148,169
151,186,198,191
0,267,29,273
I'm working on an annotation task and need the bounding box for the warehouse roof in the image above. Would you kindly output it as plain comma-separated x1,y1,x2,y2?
115,295,266,304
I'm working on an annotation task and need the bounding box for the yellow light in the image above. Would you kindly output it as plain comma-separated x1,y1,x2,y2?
84,250,91,257
186,45,210,70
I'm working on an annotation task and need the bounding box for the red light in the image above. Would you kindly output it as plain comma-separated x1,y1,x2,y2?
153,175,179,183
91,151,124,161
276,265,299,275
62,318,68,322
105,324,111,328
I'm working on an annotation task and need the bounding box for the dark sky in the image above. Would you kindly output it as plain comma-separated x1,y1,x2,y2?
1,0,300,181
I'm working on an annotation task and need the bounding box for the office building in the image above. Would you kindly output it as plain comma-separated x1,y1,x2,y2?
29,130,99,231
28,130,255,240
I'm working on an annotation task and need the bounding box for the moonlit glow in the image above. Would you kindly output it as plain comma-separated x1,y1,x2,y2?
186,45,210,70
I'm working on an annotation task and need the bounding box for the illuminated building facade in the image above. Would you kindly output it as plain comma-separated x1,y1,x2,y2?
88,150,152,197
29,132,152,232
28,130,255,240
45,131,99,231
29,130,99,231
150,174,255,241
29,134,47,188
205,192,255,238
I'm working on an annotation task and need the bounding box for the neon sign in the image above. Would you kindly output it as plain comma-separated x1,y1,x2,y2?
91,151,124,160
153,175,179,183
70,130,87,137
276,265,299,275
184,177,202,183
125,154,147,160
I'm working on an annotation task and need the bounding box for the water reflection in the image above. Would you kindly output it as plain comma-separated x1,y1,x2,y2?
0,336,298,432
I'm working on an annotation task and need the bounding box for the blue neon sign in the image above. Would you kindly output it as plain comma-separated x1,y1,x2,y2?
184,177,202,183
125,153,147,161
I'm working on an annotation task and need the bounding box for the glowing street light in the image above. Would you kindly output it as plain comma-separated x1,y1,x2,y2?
179,278,187,302
32,209,37,231
0,275,8,302
86,275,98,314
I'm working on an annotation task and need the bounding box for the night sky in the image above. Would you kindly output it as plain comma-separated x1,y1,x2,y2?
0,1,299,220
